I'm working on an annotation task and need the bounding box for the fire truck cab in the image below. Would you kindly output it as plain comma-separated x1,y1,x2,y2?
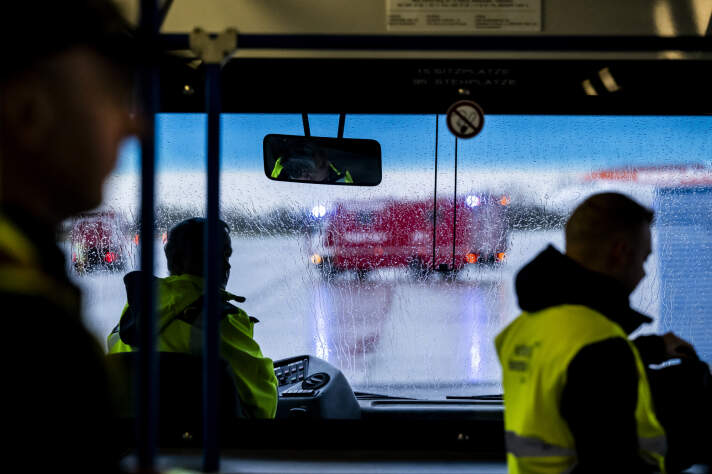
311,195,509,279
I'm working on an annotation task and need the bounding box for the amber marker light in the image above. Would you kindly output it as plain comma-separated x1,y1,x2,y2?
311,254,323,265
465,253,479,263
499,196,511,206
496,252,507,262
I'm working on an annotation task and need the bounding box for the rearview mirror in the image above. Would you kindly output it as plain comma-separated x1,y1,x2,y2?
264,134,382,186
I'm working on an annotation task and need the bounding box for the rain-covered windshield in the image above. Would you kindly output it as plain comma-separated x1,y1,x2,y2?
64,113,712,400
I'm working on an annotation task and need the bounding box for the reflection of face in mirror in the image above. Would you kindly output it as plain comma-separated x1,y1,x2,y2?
281,156,315,180
301,148,353,184
264,134,380,186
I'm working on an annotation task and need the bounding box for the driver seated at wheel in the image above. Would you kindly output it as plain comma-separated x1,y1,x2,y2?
107,217,278,419
271,146,353,184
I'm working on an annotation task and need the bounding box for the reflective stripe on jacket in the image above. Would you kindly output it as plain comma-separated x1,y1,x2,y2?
270,157,284,178
328,162,353,184
107,273,278,419
495,304,666,474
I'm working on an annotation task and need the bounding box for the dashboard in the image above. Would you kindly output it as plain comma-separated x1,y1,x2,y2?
273,355,361,419
113,352,507,470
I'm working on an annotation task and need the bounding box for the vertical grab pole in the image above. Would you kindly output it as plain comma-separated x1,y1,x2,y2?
137,0,159,471
203,62,222,473
451,137,458,271
190,29,236,473
431,115,439,271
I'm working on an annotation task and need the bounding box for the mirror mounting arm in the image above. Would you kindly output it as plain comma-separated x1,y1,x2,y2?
338,113,346,139
300,113,346,139
302,113,311,137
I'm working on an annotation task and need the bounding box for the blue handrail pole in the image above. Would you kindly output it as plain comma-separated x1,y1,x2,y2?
137,0,159,471
203,61,223,473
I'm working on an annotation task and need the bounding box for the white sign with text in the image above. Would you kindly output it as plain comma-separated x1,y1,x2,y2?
387,0,541,32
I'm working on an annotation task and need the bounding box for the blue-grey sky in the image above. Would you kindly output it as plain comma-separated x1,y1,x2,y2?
115,114,712,174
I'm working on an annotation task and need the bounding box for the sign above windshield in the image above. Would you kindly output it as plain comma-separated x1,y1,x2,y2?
264,134,382,186
386,0,541,32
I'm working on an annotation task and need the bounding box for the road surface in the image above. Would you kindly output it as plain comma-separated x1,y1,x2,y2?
67,229,664,399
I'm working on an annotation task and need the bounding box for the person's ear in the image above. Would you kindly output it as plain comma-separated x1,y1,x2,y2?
3,79,55,154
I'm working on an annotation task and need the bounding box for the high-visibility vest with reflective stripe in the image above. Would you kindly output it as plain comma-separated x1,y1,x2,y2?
270,157,284,178
107,274,278,419
495,304,666,474
328,162,354,184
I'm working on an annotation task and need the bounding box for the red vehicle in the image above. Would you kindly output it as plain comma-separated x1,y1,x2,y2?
309,195,510,279
71,211,130,274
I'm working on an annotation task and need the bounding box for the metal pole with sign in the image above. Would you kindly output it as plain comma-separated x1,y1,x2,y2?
189,28,237,473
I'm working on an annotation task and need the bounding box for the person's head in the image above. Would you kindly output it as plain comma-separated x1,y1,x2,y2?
164,218,232,288
0,0,140,224
313,148,328,167
565,192,654,294
303,148,330,182
283,156,315,180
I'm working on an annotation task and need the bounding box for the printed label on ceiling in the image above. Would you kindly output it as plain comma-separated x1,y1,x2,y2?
387,0,541,32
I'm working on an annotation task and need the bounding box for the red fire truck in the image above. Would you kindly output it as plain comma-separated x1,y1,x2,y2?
309,194,510,279
70,211,130,274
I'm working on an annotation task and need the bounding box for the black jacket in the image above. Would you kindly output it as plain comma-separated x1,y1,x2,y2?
515,245,666,473
1,207,122,473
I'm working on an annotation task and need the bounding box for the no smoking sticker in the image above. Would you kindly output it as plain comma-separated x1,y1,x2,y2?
446,100,484,139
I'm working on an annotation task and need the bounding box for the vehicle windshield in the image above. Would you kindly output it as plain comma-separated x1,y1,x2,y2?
64,113,712,400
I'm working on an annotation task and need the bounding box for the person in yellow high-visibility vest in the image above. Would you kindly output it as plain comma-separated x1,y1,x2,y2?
271,148,353,184
496,193,711,473
108,218,278,418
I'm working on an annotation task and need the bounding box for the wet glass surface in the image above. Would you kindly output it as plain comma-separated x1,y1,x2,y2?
64,114,712,399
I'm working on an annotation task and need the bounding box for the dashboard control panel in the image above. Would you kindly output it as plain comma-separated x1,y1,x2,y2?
273,355,360,419
274,358,308,386
281,385,317,397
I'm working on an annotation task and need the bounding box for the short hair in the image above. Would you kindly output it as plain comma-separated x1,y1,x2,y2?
283,157,315,179
566,193,654,252
164,218,230,276
1,0,137,83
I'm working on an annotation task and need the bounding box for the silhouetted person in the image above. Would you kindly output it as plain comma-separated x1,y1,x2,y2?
108,218,279,418
496,192,711,473
271,147,353,183
304,148,353,184
0,1,138,471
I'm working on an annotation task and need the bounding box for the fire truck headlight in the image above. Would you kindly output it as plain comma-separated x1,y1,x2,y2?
466,195,481,207
311,205,327,218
